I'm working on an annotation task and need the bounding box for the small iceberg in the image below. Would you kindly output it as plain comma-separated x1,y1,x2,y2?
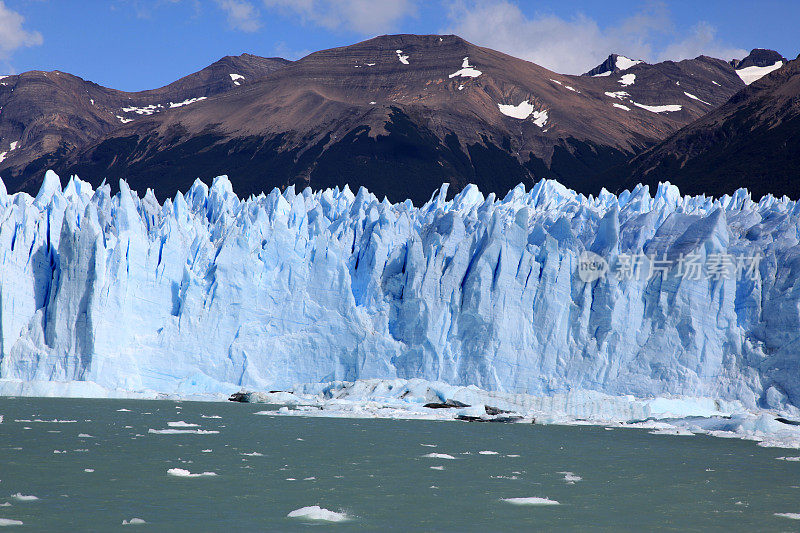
10,494,38,502
148,428,218,435
167,421,199,428
422,453,456,460
502,497,560,505
287,505,349,522
122,518,146,525
167,468,217,478
0,518,23,526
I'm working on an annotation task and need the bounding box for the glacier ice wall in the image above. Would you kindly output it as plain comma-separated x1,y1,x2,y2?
1,170,798,407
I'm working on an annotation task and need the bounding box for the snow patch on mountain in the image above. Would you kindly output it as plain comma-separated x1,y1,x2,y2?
168,97,207,108
615,56,642,70
497,100,534,119
736,61,783,85
449,57,481,78
632,102,682,113
229,74,244,86
395,50,409,65
618,74,635,86
684,92,711,105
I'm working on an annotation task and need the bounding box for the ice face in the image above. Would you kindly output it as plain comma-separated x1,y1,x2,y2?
0,171,798,411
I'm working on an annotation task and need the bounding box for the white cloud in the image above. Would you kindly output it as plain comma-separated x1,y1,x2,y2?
216,0,262,32
443,1,746,74
262,0,417,35
0,1,42,62
658,22,746,62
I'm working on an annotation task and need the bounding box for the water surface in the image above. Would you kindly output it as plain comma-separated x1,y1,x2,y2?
0,397,799,531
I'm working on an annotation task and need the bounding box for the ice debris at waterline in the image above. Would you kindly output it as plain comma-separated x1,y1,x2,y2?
249,378,800,448
1,170,800,411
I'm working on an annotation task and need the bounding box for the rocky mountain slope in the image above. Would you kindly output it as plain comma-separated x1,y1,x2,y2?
54,35,745,205
611,54,800,199
0,53,290,191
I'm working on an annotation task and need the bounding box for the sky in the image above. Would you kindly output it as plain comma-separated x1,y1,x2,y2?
1,0,798,91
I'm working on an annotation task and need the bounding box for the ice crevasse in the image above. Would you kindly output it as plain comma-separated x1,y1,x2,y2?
0,170,798,410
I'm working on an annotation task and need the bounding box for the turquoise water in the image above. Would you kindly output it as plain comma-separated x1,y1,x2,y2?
0,397,799,531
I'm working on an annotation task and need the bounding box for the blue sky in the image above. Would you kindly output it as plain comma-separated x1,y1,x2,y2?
2,0,798,91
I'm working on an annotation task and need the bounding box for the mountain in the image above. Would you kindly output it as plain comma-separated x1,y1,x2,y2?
0,53,290,192
2,170,799,413
3,34,740,206
582,53,643,76
611,53,800,200
731,48,787,84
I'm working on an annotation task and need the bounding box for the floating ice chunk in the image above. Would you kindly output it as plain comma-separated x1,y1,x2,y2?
10,494,37,502
167,468,217,477
775,513,800,520
618,74,635,86
200,415,221,419
287,506,349,522
560,472,582,482
148,429,219,435
430,466,444,470
201,449,212,453
241,452,263,456
303,477,315,480
395,50,409,65
736,61,783,85
613,103,630,111
167,421,199,428
0,519,23,526
684,91,711,105
502,497,560,505
84,468,94,472
506,454,521,457
777,456,800,461
478,450,499,455
116,409,132,412
632,102,682,113
78,434,94,438
449,57,481,78
420,444,437,448
122,518,146,525
422,453,456,460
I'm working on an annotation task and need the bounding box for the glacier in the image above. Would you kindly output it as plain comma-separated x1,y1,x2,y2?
1,170,799,418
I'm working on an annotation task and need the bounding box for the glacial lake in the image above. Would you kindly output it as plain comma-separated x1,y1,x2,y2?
1,397,799,531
